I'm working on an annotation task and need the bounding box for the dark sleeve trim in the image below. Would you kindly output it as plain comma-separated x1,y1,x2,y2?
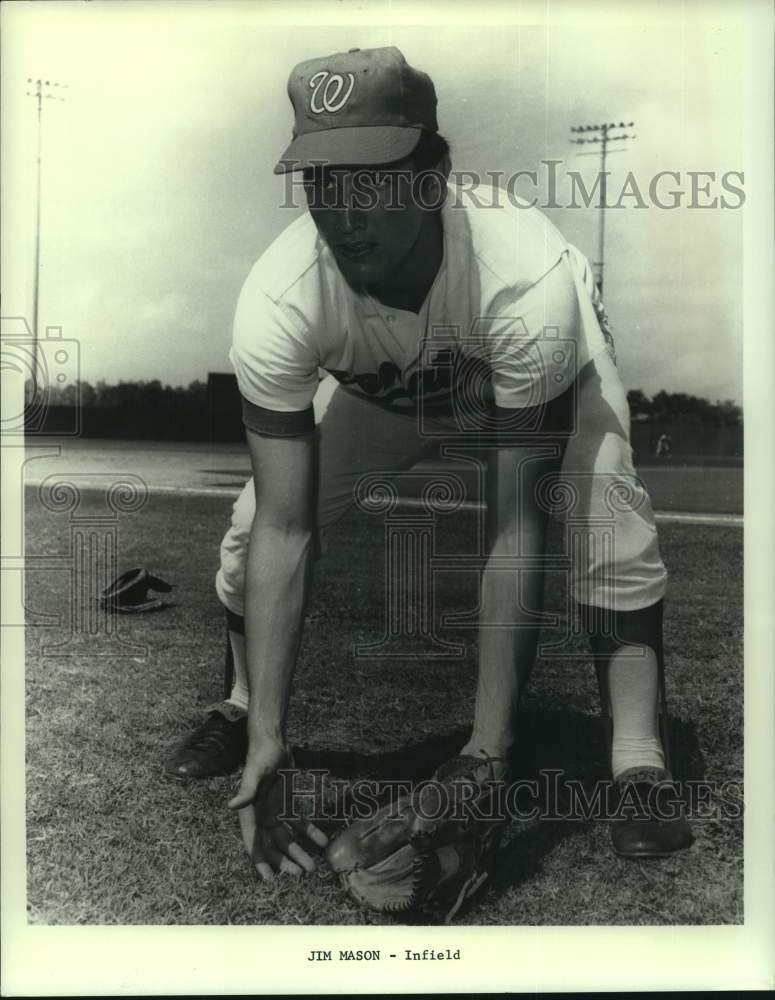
241,397,314,438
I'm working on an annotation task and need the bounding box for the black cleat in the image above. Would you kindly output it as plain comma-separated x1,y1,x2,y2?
611,767,694,858
163,706,247,780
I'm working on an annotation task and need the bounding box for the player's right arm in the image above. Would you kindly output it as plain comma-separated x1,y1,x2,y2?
242,426,315,748
224,263,328,875
227,426,328,878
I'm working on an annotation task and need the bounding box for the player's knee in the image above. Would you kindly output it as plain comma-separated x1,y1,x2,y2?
580,599,665,657
227,478,257,538
214,565,245,616
216,526,249,601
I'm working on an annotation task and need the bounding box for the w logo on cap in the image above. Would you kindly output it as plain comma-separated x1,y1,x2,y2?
275,47,438,174
308,71,356,114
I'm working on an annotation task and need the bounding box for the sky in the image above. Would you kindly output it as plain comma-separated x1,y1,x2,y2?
2,1,745,402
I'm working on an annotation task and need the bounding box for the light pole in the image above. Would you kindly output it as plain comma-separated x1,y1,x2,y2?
25,78,66,354
569,121,635,297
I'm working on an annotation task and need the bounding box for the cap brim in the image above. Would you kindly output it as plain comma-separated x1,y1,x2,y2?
274,126,424,174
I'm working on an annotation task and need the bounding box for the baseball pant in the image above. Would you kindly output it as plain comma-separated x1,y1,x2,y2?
215,348,666,616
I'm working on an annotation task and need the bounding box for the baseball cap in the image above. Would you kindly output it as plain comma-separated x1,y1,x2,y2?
274,46,438,174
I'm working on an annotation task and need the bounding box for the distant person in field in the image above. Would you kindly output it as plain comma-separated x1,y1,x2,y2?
656,432,672,459
164,46,692,882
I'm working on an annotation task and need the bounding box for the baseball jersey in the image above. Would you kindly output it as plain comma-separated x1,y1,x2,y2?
230,183,615,437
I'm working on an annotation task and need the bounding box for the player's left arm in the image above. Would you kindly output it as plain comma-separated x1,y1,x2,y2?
464,259,577,759
466,428,567,759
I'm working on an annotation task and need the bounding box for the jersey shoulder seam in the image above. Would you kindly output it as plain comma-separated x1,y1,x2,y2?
252,214,324,304
451,222,569,299
445,188,570,297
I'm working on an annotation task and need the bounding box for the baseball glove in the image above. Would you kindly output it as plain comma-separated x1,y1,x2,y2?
326,753,509,923
99,567,172,613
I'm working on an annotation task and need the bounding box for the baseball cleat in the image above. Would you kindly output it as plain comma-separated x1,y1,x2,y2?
611,766,694,858
163,705,247,780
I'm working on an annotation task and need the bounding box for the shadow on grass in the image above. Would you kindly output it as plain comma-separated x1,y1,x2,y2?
293,708,705,785
292,706,706,921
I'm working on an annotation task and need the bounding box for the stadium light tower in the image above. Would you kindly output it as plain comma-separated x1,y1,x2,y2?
569,121,635,297
25,78,67,354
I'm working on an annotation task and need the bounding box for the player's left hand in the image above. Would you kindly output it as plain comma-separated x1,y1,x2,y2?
228,739,328,881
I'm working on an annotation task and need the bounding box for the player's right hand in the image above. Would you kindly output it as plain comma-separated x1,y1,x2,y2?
228,737,328,881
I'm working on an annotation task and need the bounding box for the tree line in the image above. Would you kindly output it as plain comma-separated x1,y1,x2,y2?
626,389,741,425
29,379,211,440
36,378,742,423
40,379,208,409
26,379,741,443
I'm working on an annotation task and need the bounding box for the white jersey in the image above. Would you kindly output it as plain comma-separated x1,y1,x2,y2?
230,183,615,436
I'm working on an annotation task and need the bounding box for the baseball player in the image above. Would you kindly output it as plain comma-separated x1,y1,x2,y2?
656,432,672,459
164,46,692,889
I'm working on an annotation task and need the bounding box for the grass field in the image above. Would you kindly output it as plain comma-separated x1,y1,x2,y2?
21,437,744,515
24,487,743,925
636,464,742,515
